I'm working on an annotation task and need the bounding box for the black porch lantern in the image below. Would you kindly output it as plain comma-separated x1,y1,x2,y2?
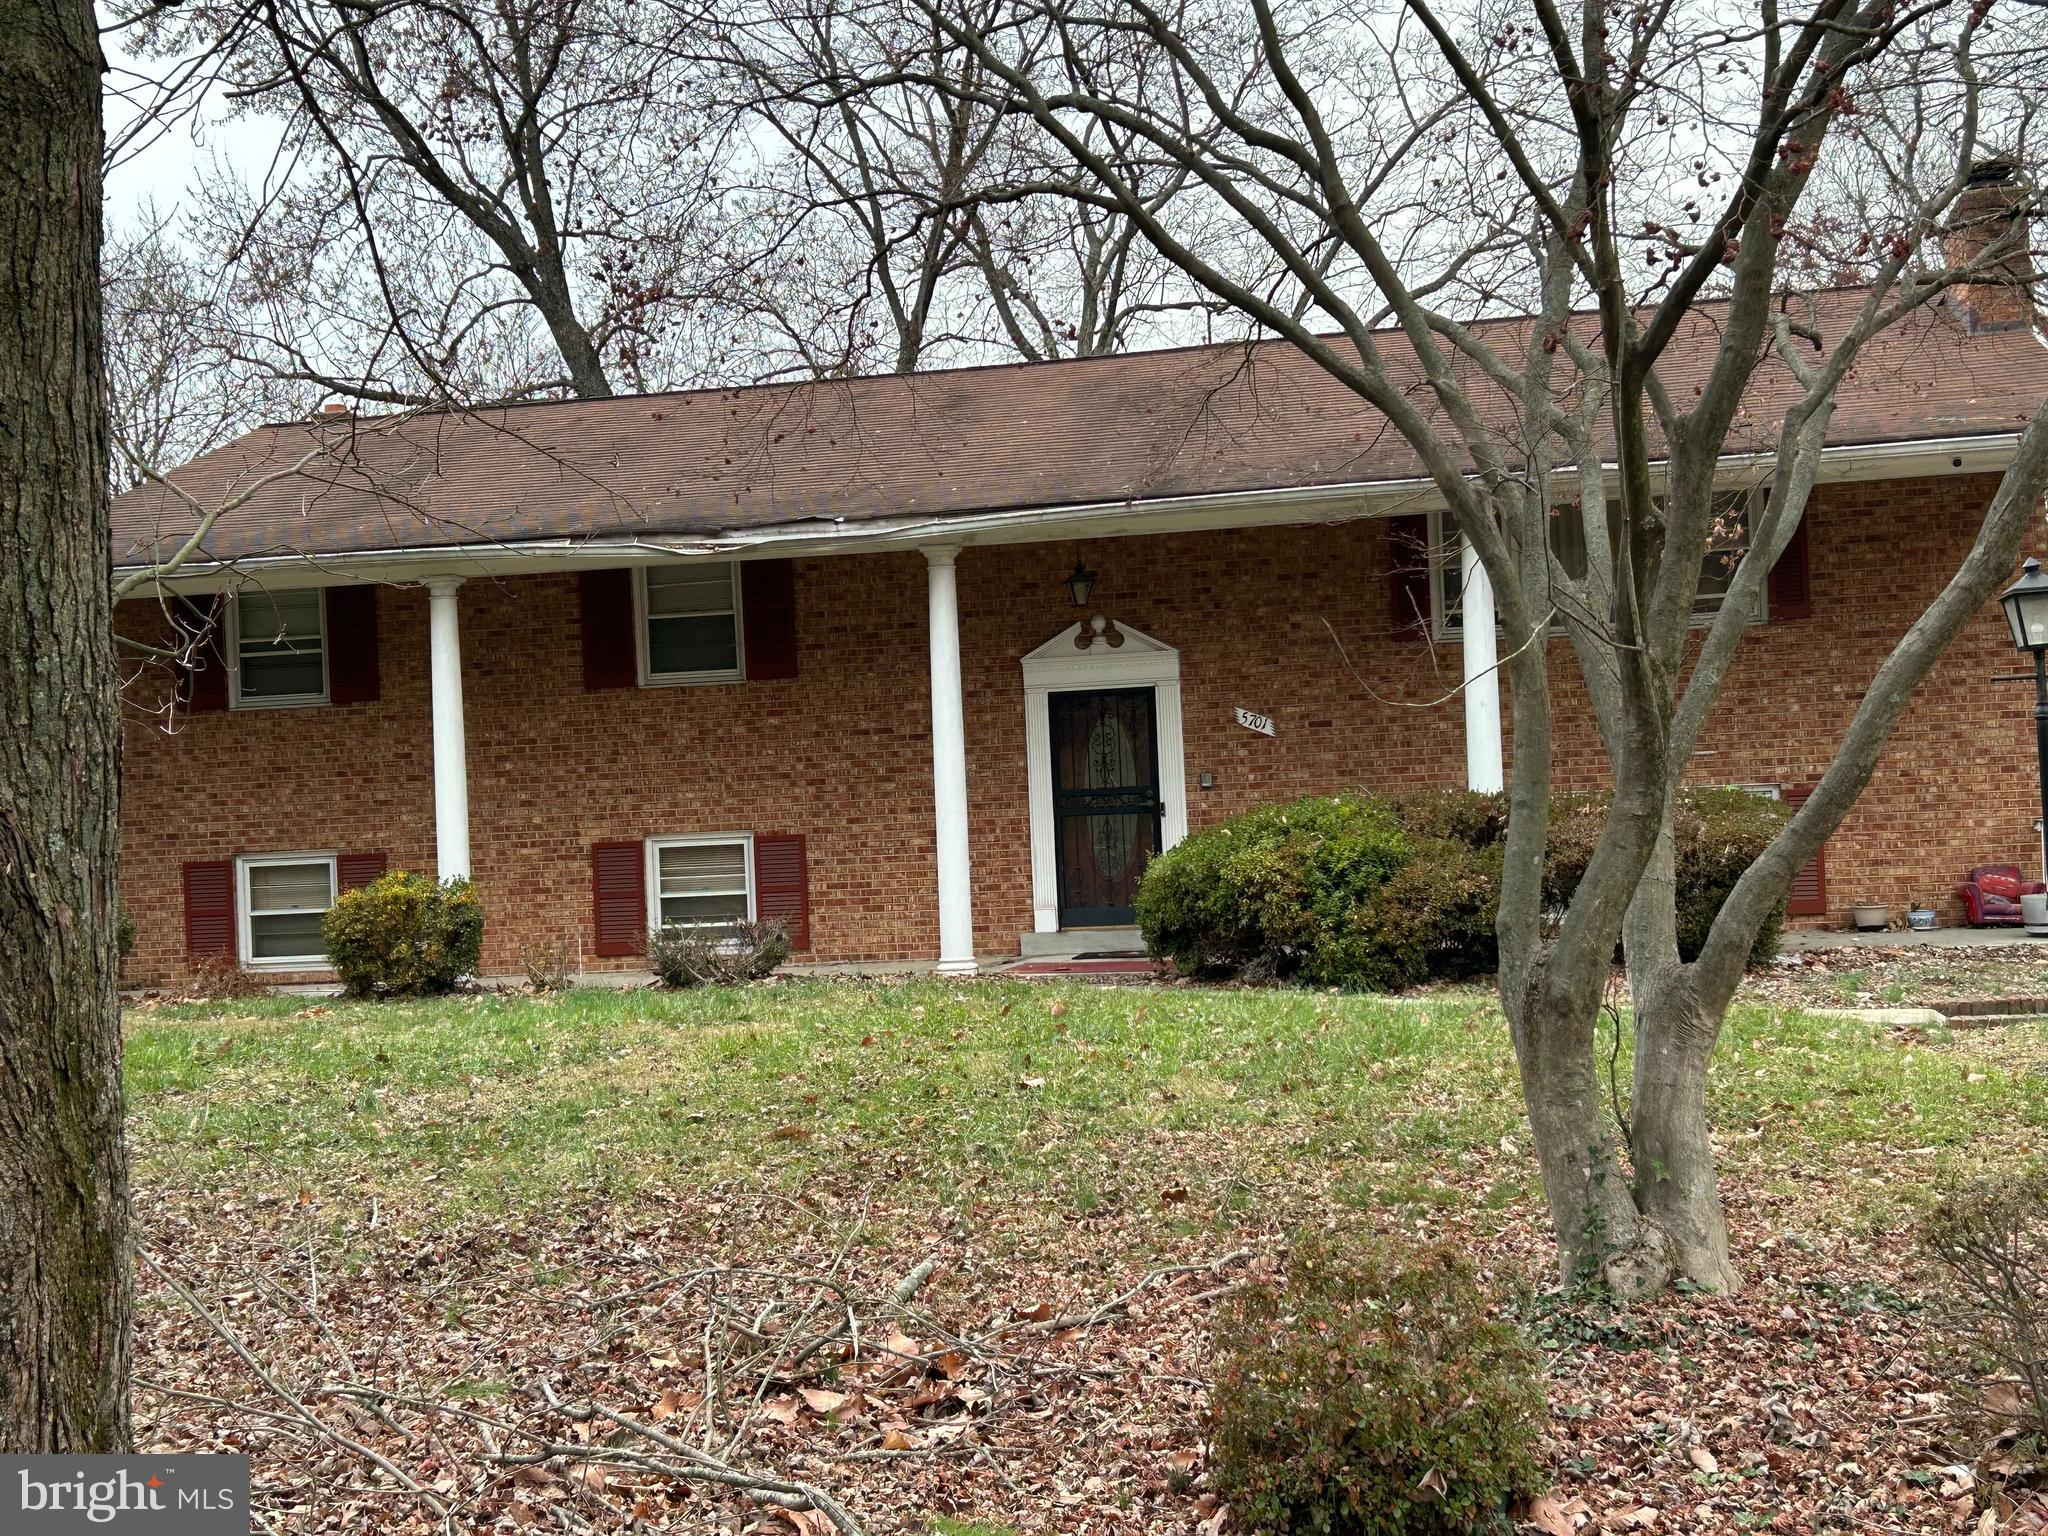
2001,556,2048,653
1999,556,2048,892
1066,559,1097,608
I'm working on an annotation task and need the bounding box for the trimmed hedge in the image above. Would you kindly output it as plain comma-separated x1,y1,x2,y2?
322,871,484,997
1135,786,1788,990
1210,1233,1547,1534
1354,835,1503,988
1542,786,1790,966
1133,794,1412,989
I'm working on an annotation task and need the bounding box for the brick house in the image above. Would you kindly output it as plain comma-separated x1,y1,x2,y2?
111,294,2048,986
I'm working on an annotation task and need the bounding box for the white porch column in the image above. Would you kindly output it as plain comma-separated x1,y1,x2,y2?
425,577,472,881
1460,540,1505,794
924,547,977,975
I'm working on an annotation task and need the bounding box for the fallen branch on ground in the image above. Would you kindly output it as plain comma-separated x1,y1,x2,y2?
138,1234,1255,1534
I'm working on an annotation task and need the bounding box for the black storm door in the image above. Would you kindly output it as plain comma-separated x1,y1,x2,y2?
1049,687,1163,927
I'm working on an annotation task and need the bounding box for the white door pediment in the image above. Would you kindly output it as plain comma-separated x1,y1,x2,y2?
1022,617,1176,671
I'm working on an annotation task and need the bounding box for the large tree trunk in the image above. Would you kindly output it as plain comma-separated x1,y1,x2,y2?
1628,969,1739,1293
524,261,614,399
1506,983,1673,1299
1621,824,1741,1293
0,0,130,1453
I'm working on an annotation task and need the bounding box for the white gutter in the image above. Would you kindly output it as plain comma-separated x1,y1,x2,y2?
113,430,2023,594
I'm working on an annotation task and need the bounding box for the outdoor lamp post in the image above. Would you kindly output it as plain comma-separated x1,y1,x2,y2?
2000,556,2048,889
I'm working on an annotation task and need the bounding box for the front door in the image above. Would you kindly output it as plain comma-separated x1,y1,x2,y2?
1048,688,1163,926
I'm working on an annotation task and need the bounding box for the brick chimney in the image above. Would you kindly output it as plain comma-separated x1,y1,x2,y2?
1945,154,2037,333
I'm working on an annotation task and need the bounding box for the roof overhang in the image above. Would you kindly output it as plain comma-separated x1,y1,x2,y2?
111,430,2026,595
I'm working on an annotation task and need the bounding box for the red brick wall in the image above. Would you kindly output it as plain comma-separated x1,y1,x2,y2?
117,473,2046,986
1655,474,2046,927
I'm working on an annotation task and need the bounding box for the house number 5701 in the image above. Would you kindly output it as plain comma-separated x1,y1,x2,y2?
1234,707,1275,736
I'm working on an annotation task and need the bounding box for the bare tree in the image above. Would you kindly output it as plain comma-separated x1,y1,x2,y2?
843,0,2048,1294
957,144,1210,360
705,0,1212,376
103,210,297,486
2,4,367,1448
112,0,1208,404
1,0,130,1452
125,0,733,403
99,205,337,735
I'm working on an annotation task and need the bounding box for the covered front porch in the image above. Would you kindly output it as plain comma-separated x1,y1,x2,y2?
394,532,1509,975
126,486,1513,978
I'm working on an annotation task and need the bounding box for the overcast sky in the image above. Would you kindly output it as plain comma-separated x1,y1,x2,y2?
101,9,280,236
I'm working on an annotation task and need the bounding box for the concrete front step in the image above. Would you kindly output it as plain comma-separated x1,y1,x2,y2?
1002,957,1158,979
1016,926,1146,960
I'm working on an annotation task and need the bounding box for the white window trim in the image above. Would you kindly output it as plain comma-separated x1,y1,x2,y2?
1426,491,1765,641
229,587,330,710
236,852,338,971
634,563,746,687
645,832,757,934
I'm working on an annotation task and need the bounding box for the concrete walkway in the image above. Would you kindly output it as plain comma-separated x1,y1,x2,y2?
1781,925,2048,952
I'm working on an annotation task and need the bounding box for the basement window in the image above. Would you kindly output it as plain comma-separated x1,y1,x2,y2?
232,588,328,706
638,563,744,684
647,835,755,931
238,854,337,969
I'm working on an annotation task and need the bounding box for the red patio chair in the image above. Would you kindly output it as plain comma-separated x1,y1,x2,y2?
1954,864,2046,927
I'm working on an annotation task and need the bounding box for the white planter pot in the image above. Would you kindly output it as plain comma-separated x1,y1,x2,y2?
2023,891,2048,938
1851,904,1889,932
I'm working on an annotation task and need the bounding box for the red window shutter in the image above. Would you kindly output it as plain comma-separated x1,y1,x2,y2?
1782,784,1828,917
1386,515,1433,639
741,560,799,680
580,570,639,690
180,595,230,713
182,859,235,959
337,852,388,892
326,586,381,704
754,833,810,951
1767,517,1812,622
591,840,647,957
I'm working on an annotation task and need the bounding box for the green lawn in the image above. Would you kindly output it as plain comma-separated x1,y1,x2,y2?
124,980,2048,1536
123,979,2048,1233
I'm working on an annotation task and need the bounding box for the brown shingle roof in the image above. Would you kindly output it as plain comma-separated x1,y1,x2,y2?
110,291,2048,567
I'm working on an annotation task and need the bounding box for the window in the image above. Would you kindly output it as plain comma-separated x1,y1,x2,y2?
1692,495,1754,616
1428,490,1763,638
1546,501,1601,582
233,588,328,706
1428,513,1579,639
647,835,755,931
238,854,336,968
639,563,743,684
1433,524,1471,637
